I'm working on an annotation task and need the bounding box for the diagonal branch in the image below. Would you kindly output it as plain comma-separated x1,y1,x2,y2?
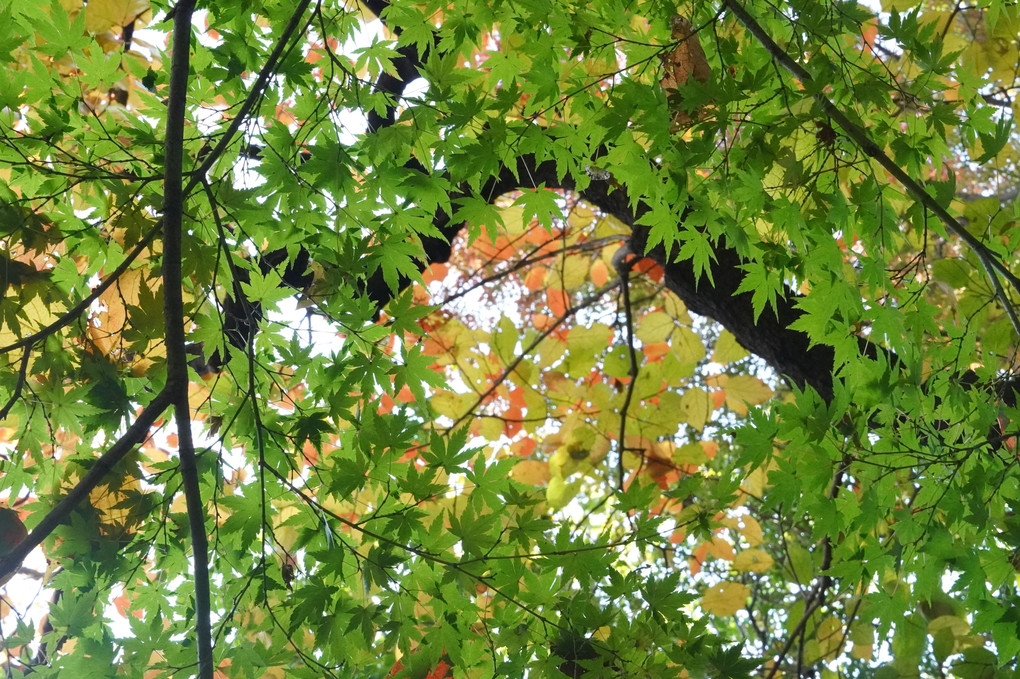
190,0,314,184
163,3,212,677
723,0,1020,325
0,388,173,582
0,221,161,356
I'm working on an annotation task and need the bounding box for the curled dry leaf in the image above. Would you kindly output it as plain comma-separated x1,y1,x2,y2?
659,15,712,128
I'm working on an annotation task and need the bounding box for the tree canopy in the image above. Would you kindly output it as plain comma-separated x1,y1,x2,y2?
0,0,1018,677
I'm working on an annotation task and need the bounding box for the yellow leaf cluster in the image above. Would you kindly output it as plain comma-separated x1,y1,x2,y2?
711,330,748,364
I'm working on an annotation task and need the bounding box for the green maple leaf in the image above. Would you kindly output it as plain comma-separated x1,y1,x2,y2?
735,262,785,322
452,195,504,243
370,238,423,293
513,187,560,231
292,411,332,454
707,645,759,679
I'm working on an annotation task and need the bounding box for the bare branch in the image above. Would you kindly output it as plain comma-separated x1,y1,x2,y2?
163,3,212,676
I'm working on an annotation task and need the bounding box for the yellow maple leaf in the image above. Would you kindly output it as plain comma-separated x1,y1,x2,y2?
547,476,582,510
707,375,774,415
678,387,711,431
637,311,674,343
84,0,151,34
711,330,749,364
733,548,774,574
510,460,550,486
737,515,764,546
701,581,750,617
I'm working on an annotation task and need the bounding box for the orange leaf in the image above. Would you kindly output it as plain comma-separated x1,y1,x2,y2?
590,258,609,286
633,259,664,282
642,342,670,361
690,542,709,576
513,437,537,457
422,262,449,285
524,225,555,246
276,104,297,126
532,312,554,331
301,441,319,467
113,591,144,620
509,387,528,410
861,18,878,54
503,406,523,437
524,266,547,291
547,288,568,317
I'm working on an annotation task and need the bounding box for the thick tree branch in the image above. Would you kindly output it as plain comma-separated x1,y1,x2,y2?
356,0,1020,412
353,0,839,399
163,3,212,677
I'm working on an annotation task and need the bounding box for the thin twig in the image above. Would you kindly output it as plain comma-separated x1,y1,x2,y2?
447,280,622,431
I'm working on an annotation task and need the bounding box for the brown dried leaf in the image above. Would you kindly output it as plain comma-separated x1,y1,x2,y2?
659,15,712,128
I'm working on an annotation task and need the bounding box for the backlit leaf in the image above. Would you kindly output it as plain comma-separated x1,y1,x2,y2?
678,387,711,431
637,311,675,343
732,548,774,574
701,582,750,617
712,330,749,364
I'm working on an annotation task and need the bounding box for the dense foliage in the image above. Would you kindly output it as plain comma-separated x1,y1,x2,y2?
0,0,1017,677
